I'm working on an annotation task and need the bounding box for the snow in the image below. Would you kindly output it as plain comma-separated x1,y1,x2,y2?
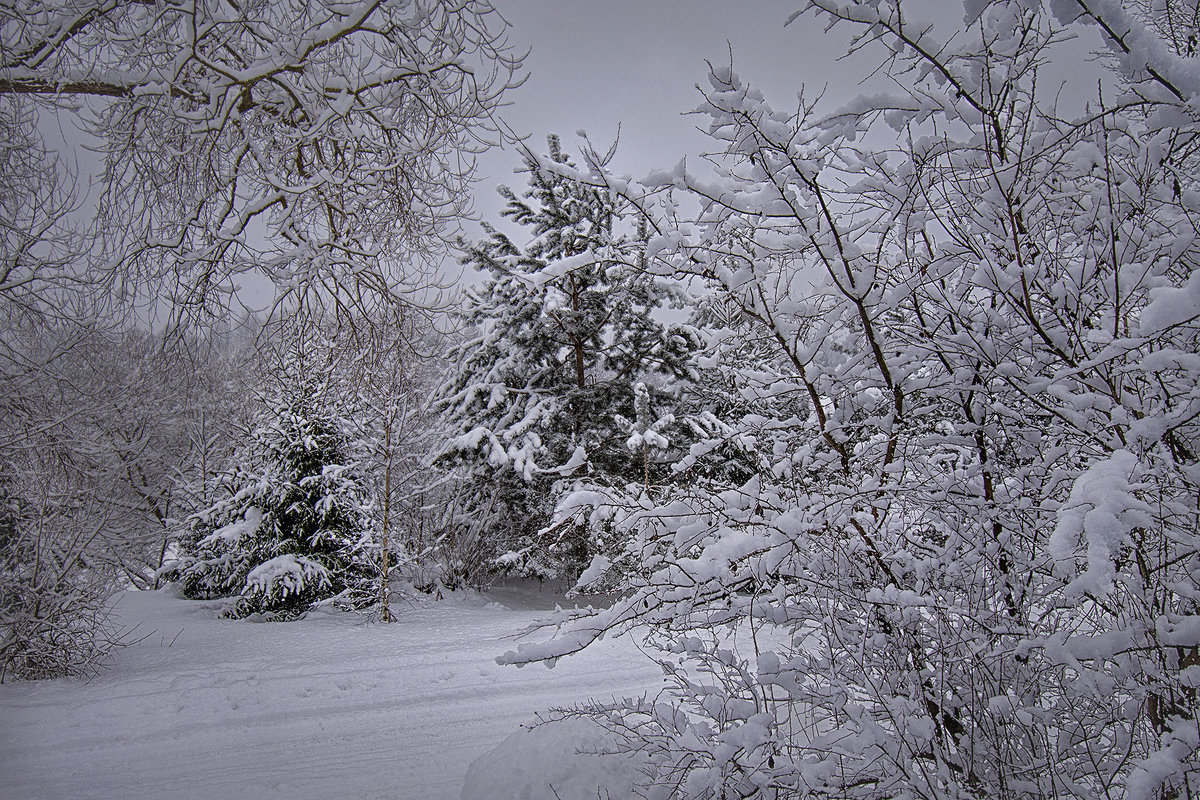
573,554,612,592
198,506,262,546
1050,450,1152,597
1141,269,1200,333
553,445,589,476
0,585,664,800
243,553,332,600
461,717,651,800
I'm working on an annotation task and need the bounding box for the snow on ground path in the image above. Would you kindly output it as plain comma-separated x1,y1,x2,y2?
0,586,664,800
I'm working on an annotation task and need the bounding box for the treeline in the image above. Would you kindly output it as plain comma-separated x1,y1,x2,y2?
1,0,522,677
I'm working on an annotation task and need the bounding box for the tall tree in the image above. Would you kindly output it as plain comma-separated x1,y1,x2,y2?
1,0,523,327
438,135,699,579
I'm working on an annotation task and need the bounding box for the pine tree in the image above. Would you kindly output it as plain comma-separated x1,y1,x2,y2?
438,135,699,579
175,361,378,619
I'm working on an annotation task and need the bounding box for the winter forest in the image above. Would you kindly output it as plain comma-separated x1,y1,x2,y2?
3,0,1200,797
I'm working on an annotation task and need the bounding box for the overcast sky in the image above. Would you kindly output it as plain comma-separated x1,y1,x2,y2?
468,0,874,226
464,0,1106,246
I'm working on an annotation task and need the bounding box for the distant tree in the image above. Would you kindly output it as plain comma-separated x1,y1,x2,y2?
174,356,378,620
0,318,255,680
438,135,700,579
0,443,124,682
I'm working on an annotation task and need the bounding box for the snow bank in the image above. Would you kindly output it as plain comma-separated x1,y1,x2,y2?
461,717,650,800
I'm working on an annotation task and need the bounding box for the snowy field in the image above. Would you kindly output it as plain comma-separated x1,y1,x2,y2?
0,585,664,800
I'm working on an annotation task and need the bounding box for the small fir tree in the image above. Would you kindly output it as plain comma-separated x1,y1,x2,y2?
175,364,378,619
616,382,674,494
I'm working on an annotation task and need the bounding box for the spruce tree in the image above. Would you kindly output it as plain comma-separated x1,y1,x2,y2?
438,135,699,579
175,361,378,619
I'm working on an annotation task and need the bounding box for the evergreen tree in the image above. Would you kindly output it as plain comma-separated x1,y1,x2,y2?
174,361,378,619
438,135,699,579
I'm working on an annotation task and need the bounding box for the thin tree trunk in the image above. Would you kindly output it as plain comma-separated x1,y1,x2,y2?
380,410,393,623
572,275,586,389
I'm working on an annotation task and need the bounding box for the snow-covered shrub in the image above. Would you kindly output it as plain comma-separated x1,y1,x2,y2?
0,471,122,682
500,3,1200,798
172,363,379,619
557,637,783,800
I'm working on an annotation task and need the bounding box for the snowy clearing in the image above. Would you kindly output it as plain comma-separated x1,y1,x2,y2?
0,586,664,800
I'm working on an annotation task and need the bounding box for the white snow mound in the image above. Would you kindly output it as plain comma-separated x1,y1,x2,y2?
461,717,650,800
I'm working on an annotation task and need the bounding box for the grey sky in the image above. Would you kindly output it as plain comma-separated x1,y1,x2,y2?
465,0,1105,245
470,0,871,222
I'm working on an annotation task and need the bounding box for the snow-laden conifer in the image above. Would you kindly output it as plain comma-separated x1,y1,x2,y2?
174,360,378,619
438,135,700,580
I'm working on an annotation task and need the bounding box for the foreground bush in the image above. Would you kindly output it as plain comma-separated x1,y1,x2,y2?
501,2,1200,797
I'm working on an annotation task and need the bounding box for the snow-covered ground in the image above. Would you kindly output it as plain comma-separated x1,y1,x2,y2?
0,585,664,800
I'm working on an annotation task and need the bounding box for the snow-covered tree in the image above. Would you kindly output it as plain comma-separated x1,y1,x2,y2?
500,3,1200,798
1,0,523,327
438,135,700,579
617,382,675,494
0,449,124,682
316,307,486,610
1,0,518,675
0,316,262,679
175,357,378,620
